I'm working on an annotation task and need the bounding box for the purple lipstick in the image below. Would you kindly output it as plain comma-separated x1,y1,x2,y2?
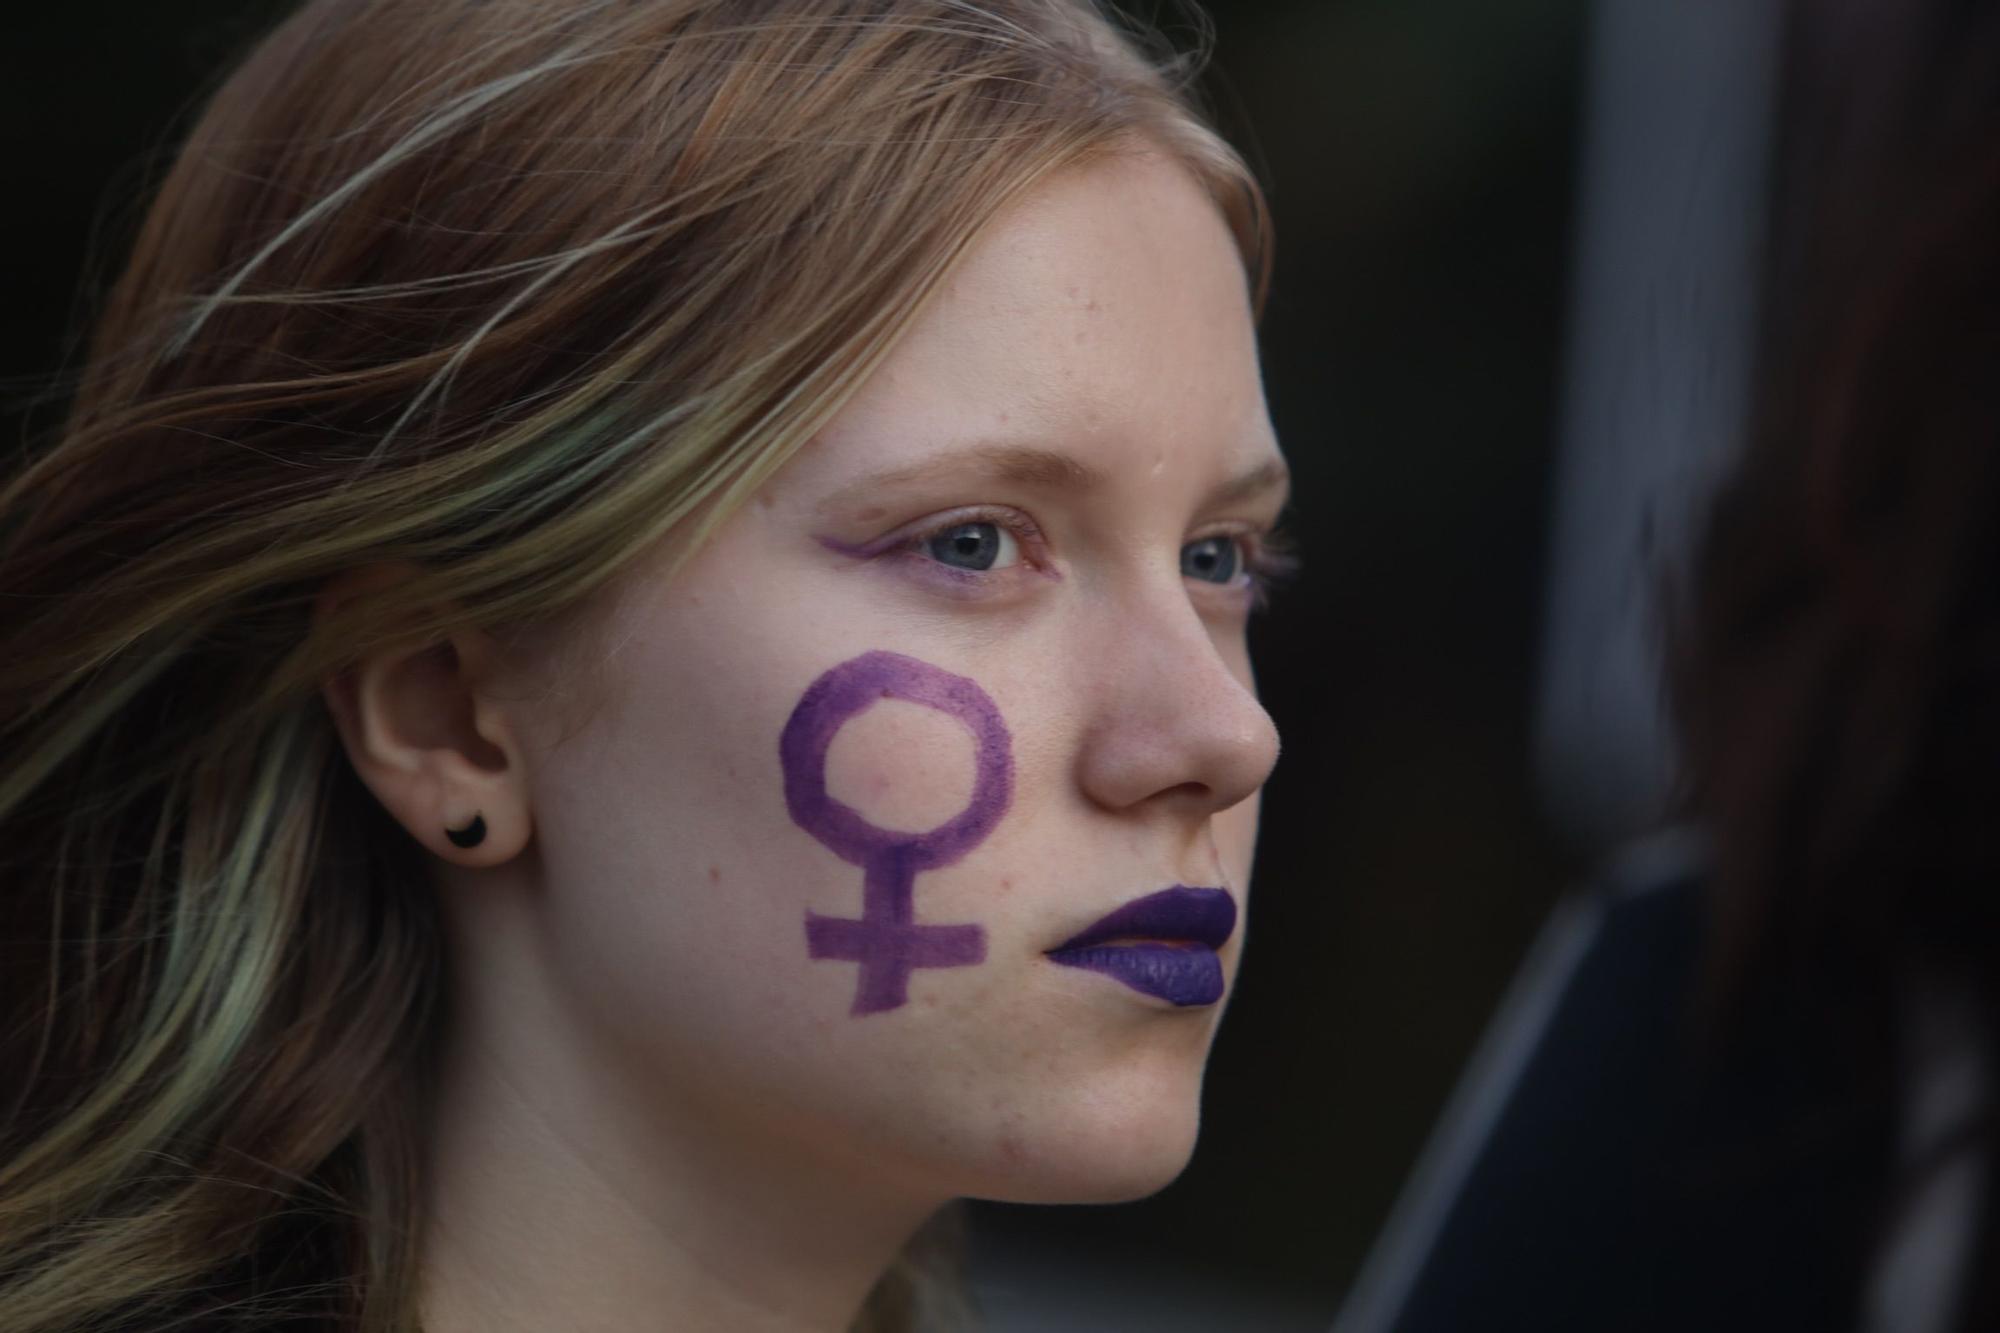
1044,886,1237,1006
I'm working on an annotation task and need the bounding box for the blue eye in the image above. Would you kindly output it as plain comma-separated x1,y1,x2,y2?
1181,535,1242,584
924,521,1018,571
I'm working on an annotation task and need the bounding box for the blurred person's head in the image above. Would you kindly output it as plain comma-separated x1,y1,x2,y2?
0,3,1284,1329
1670,0,2000,1017
1669,0,2000,1322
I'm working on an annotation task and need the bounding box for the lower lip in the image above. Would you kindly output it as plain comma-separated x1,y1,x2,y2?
1044,942,1225,1006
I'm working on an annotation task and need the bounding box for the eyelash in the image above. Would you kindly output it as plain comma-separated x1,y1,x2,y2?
1234,525,1302,611
894,505,1300,609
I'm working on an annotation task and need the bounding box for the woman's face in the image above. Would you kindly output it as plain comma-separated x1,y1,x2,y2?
488,145,1286,1207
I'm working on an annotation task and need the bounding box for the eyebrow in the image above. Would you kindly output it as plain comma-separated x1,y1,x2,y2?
1209,455,1292,509
815,441,1291,514
815,443,1103,514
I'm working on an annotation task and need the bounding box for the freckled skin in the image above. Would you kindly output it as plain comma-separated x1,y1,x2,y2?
436,147,1286,1251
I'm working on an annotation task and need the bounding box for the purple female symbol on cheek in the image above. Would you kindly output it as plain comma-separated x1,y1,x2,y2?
779,650,1014,1016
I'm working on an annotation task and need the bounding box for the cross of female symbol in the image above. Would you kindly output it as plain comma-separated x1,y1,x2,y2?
779,650,1014,1015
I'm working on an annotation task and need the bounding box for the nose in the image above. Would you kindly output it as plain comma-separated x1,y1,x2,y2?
1072,585,1281,819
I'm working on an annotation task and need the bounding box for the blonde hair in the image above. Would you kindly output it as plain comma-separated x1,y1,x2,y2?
0,1,1269,1328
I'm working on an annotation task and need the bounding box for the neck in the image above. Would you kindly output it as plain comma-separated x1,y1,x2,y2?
414,936,947,1333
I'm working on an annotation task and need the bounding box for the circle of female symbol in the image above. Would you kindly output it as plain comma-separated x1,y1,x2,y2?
779,650,1014,1015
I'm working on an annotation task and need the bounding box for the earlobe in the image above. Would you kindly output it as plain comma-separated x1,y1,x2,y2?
315,564,534,867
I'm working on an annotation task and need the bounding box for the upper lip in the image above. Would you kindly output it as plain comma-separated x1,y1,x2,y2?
1047,885,1238,952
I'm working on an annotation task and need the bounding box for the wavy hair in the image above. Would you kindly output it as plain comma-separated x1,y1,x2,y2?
0,1,1269,1328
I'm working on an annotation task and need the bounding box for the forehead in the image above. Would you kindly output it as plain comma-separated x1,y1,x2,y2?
791,145,1277,488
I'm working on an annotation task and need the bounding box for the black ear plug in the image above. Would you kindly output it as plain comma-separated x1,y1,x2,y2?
445,814,486,848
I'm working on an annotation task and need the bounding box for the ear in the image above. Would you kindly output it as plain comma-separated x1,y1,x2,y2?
315,561,534,868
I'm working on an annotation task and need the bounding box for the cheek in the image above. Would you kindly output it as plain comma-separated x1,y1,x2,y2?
529,726,798,980
517,643,816,1043
519,645,1011,1076
823,699,977,834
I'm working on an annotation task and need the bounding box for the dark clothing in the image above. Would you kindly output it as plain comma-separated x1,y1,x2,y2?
1358,873,1900,1332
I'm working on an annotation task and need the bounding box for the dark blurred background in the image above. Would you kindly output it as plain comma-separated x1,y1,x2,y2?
4,1,1620,1326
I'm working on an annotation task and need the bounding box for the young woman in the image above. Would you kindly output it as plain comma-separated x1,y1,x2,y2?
0,1,1289,1330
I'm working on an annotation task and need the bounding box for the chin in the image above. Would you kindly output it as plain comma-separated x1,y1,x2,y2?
961,1070,1209,1206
